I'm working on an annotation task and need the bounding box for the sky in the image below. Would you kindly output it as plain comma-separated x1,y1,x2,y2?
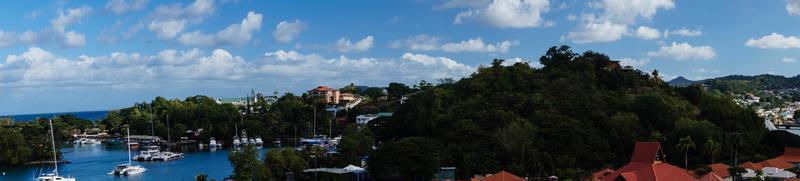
1,0,800,115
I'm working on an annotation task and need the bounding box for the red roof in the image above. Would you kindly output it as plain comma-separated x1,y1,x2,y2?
707,163,730,178
591,168,615,181
739,162,762,170
775,147,800,163
478,171,525,181
698,172,725,181
602,142,697,181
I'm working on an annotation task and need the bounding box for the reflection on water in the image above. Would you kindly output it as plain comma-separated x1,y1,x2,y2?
0,143,268,181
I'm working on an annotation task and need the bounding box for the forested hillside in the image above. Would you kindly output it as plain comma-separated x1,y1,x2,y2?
368,46,771,179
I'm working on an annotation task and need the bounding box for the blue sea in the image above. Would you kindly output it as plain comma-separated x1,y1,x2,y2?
1,110,109,122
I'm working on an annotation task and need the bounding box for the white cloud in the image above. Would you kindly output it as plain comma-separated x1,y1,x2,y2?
453,0,551,28
63,31,86,47
634,26,660,40
788,0,800,16
783,57,797,63
334,36,374,53
51,6,92,32
745,33,800,49
147,0,217,39
441,37,518,53
177,11,263,46
390,34,442,51
391,35,518,53
618,57,650,67
0,31,17,47
264,50,323,61
105,0,149,15
646,42,716,60
564,0,674,43
273,20,307,43
148,20,187,39
564,19,627,43
669,27,702,37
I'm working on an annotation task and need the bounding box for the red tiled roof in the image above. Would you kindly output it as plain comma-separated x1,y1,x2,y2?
603,142,697,181
776,147,800,163
707,163,730,178
479,171,525,181
698,172,725,181
760,158,795,169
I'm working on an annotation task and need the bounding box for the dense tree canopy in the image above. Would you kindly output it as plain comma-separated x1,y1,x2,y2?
368,46,771,179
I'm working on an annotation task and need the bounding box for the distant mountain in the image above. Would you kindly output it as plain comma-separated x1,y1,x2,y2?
667,76,696,86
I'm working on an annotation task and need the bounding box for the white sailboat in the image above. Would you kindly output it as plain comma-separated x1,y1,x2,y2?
109,126,146,176
37,119,76,181
209,137,222,147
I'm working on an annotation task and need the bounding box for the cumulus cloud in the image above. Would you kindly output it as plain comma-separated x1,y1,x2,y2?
745,33,800,49
441,38,518,53
63,31,86,47
789,0,800,16
51,6,92,32
564,0,674,43
334,36,374,53
453,0,551,28
646,42,716,60
633,26,660,40
273,20,307,43
618,57,650,67
147,0,216,39
105,0,149,15
0,47,477,90
391,35,518,53
177,11,263,46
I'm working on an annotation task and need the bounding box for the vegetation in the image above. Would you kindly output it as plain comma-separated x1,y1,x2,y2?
368,46,774,179
0,115,92,166
228,145,271,181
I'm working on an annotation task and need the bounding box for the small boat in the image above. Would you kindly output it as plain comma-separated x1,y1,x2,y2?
38,119,77,181
247,138,255,145
233,136,241,146
254,136,263,145
109,127,146,176
133,145,160,161
151,151,183,161
209,137,222,147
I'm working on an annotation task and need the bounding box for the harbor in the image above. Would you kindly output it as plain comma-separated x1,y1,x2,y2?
0,144,270,181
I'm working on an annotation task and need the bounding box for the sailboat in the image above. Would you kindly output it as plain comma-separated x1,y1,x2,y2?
109,126,146,176
37,119,76,181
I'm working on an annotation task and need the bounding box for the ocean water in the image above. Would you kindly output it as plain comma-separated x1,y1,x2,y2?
1,110,109,122
0,144,270,181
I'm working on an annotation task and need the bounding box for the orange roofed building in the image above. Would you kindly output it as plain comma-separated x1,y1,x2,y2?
601,142,697,181
307,86,357,105
471,170,525,181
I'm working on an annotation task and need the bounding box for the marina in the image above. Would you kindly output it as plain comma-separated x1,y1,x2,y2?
0,144,270,181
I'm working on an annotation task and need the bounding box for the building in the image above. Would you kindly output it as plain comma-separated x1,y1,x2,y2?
601,142,697,181
308,86,359,105
737,147,800,179
705,163,730,181
470,170,525,181
356,112,393,125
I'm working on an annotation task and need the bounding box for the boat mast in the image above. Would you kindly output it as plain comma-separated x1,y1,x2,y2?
166,114,171,150
127,126,132,165
48,119,58,176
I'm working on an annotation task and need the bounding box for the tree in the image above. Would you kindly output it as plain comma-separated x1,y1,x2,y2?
195,173,210,181
338,125,374,165
361,87,386,99
228,145,271,181
0,126,32,165
795,110,800,121
265,148,306,179
677,136,696,168
369,137,442,180
705,139,721,163
387,82,412,99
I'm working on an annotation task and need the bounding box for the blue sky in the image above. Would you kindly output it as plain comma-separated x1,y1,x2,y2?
1,0,800,115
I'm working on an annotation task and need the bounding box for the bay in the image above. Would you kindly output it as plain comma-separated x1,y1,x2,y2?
0,144,269,181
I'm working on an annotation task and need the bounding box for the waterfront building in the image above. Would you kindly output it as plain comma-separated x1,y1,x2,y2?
600,142,696,181
470,170,525,181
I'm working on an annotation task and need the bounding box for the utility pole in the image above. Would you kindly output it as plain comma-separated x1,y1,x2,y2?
166,114,171,151
313,106,316,137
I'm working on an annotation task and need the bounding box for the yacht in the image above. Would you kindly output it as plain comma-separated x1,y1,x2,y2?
233,136,241,146
209,137,222,147
133,145,160,161
247,138,255,145
109,127,146,176
37,119,76,181
151,151,183,161
74,138,101,145
254,136,263,145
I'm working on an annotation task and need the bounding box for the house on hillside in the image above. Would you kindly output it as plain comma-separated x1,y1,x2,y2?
600,142,697,181
737,147,800,179
308,86,358,105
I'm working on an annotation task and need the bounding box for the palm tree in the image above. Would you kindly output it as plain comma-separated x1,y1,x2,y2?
705,139,722,163
677,136,696,168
